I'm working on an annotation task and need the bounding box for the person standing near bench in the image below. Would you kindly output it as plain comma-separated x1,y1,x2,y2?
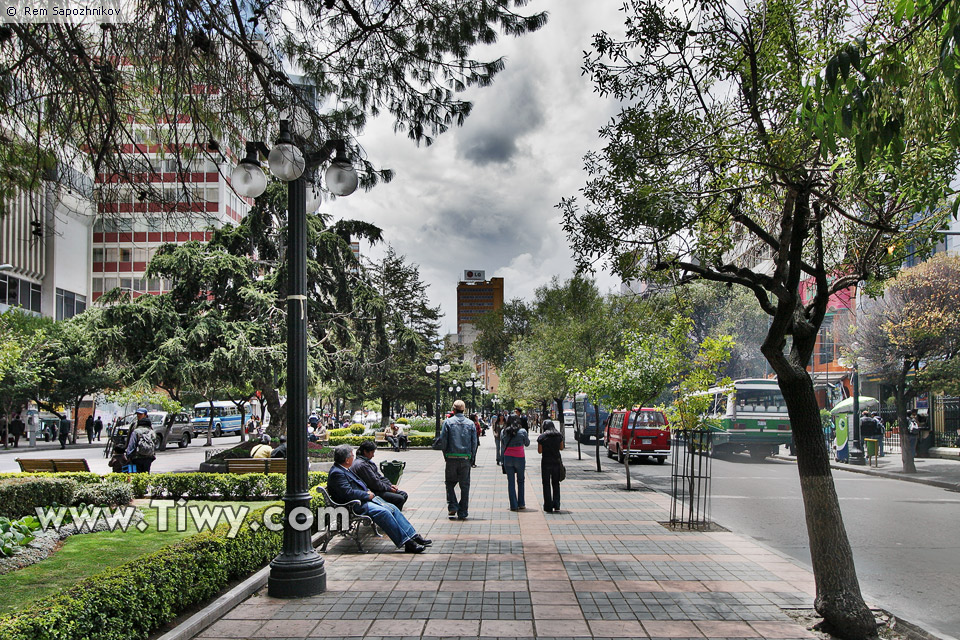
352,441,408,509
327,444,430,553
125,408,157,473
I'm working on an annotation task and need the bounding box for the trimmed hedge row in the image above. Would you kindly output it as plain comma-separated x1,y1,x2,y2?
327,435,435,447
0,477,79,519
0,501,286,640
0,472,328,501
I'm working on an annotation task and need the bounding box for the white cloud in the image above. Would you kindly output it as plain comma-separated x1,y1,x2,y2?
326,0,627,334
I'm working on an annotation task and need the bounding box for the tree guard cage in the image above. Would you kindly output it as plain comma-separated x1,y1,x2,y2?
670,429,713,530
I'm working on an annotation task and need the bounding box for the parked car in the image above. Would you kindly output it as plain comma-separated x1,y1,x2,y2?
155,412,192,450
604,407,670,464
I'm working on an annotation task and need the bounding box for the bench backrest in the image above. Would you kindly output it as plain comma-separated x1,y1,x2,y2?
225,458,287,474
52,459,91,472
17,459,57,472
374,431,386,441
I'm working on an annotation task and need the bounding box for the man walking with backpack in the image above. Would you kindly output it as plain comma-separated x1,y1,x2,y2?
125,408,157,473
436,400,478,521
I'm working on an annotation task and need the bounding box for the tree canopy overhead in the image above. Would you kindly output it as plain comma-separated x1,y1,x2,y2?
0,0,547,210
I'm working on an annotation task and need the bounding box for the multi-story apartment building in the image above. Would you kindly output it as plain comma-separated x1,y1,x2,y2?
1,165,95,321
90,140,251,302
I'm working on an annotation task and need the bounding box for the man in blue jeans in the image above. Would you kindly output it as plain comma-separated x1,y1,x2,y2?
327,444,431,553
436,400,478,520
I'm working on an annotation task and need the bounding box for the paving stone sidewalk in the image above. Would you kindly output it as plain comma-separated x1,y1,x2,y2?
194,437,820,640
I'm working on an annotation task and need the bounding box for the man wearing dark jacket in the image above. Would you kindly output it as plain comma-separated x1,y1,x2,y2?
9,414,24,448
351,441,408,510
327,445,430,553
125,409,156,473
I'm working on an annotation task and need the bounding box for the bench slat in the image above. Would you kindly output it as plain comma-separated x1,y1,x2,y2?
225,459,287,474
16,459,89,473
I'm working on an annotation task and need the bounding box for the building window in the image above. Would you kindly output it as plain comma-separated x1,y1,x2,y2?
55,288,86,320
93,248,105,263
819,317,834,365
92,278,103,293
120,248,132,262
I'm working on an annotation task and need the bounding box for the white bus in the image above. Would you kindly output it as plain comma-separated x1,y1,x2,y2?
192,401,251,437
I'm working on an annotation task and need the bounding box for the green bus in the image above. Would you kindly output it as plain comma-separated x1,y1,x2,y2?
705,378,792,459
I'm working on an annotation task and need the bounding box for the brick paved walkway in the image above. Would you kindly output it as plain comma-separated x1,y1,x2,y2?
195,438,818,639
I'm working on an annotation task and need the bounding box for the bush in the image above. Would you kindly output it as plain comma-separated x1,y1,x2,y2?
73,481,134,507
396,417,409,424
349,423,365,434
406,417,434,431
328,427,351,437
0,477,78,519
110,471,328,500
0,501,287,640
327,435,434,447
0,472,328,501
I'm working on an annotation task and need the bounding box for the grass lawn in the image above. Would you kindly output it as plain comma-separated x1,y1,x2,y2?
0,499,274,616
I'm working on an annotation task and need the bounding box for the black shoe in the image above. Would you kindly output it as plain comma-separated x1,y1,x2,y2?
509,507,518,512
457,515,468,520
404,540,426,553
448,514,459,520
413,534,432,546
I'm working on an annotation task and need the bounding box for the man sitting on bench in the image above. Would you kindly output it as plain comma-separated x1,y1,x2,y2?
327,444,430,553
351,441,408,510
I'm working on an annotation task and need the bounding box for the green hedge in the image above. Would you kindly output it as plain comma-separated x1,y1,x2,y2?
0,501,287,640
0,472,328,501
327,435,435,447
73,482,134,507
328,427,351,437
0,477,79,519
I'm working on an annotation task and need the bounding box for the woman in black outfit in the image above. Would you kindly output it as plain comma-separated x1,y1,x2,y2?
537,420,564,512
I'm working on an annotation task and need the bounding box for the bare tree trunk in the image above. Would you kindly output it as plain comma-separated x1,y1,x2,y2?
594,403,602,472
769,354,876,639
381,396,391,430
262,387,286,436
895,365,917,473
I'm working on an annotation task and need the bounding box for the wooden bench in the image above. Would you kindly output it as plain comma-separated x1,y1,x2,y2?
16,458,91,473
314,485,381,552
374,431,387,446
225,458,287,474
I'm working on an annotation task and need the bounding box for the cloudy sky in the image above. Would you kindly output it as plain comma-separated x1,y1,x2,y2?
327,0,629,335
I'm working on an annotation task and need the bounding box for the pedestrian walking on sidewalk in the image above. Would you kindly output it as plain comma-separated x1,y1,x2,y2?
9,414,24,448
57,417,71,449
436,399,478,520
502,410,530,511
94,416,103,441
85,415,95,443
537,420,564,513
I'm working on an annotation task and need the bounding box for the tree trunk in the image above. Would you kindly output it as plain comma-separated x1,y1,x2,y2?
262,387,286,435
768,356,876,639
895,366,917,473
381,396,391,430
72,398,82,444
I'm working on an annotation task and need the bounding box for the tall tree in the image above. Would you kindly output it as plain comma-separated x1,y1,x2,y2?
473,299,534,371
0,1,546,216
0,309,51,427
365,246,442,427
559,1,958,635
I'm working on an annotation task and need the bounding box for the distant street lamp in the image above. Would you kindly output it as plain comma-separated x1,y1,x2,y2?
425,352,451,437
232,119,359,599
464,372,479,413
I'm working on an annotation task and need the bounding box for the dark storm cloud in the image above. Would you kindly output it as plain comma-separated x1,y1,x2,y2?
456,78,545,165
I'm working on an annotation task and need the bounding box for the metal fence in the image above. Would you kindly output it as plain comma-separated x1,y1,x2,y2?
670,430,713,530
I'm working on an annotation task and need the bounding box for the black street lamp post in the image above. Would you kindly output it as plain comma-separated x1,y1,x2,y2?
425,352,450,438
232,120,359,598
464,373,479,413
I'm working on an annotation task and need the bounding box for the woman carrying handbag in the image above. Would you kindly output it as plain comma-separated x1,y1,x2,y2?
501,412,530,511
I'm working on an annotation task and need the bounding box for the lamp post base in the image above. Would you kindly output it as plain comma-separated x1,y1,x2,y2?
268,553,326,598
847,442,866,466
